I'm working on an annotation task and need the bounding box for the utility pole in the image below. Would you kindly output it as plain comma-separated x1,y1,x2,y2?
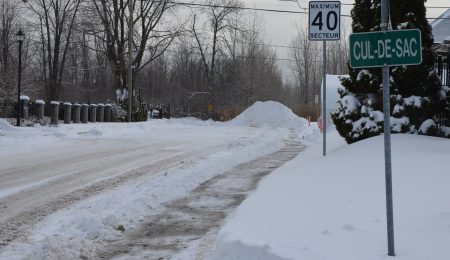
381,0,395,256
82,30,91,103
127,0,134,123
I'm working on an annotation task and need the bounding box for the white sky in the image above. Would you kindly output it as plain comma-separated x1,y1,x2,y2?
240,0,450,76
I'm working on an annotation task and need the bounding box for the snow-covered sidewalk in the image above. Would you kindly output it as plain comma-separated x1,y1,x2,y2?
215,132,450,260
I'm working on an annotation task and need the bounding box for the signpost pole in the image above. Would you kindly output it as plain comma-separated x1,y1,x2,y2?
309,1,341,156
349,1,422,256
381,0,395,256
322,41,327,156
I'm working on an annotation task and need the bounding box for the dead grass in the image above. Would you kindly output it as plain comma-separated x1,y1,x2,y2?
218,106,245,121
293,103,321,122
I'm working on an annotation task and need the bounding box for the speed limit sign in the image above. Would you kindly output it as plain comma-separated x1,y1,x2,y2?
309,1,341,41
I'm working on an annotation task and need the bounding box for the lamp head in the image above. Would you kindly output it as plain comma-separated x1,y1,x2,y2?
16,29,25,42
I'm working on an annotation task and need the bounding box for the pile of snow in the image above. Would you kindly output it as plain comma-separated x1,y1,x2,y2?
215,133,450,260
230,101,307,129
298,122,330,146
20,95,30,101
0,119,16,131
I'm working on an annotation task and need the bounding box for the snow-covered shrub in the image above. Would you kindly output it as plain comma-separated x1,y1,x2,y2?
332,0,449,143
332,87,383,143
120,90,148,122
110,102,127,122
418,119,439,136
441,127,450,138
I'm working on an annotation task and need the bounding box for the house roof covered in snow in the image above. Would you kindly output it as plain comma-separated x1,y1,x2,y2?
431,9,450,44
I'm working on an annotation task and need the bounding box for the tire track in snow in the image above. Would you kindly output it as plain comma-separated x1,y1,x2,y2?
0,149,205,248
0,141,172,191
0,145,185,217
96,137,306,259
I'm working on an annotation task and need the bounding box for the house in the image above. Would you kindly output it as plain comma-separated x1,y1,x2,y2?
321,74,345,125
431,8,450,87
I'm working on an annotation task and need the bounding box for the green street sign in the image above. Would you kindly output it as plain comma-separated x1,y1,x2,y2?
350,29,422,68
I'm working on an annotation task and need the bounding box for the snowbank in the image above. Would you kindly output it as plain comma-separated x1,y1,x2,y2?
0,119,16,131
230,101,307,129
0,119,200,156
215,133,450,260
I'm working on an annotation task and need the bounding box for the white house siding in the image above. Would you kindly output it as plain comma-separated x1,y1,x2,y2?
432,9,450,43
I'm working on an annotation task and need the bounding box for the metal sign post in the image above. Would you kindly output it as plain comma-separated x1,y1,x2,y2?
348,0,424,255
309,1,341,156
381,0,395,256
322,41,327,156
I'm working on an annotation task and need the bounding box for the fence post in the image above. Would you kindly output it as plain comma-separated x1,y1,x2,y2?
50,101,59,125
89,104,97,123
0,98,3,118
64,102,72,124
73,103,81,123
58,102,65,120
446,55,449,86
36,100,45,121
97,103,105,122
1,98,14,118
81,104,89,123
167,103,171,119
20,96,30,120
104,103,112,122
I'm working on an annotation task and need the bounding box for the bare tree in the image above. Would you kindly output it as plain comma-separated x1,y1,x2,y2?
2,0,297,118
23,0,81,101
239,11,263,104
0,0,21,97
92,0,179,94
189,0,242,97
289,23,321,104
326,27,349,75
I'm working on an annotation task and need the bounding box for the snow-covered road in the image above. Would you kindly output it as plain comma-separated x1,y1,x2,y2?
0,102,311,259
0,134,218,246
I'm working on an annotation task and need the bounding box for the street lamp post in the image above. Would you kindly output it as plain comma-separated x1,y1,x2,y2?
16,29,25,127
127,0,134,123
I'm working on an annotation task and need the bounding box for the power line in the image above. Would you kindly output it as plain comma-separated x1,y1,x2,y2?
166,49,296,62
169,1,309,15
165,49,331,63
167,1,450,20
183,34,349,53
249,41,348,53
295,1,450,8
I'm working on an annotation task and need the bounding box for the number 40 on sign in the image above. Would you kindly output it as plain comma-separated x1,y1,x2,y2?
309,1,341,41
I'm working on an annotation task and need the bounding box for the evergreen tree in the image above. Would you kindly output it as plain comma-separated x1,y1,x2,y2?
332,0,450,144
121,90,148,122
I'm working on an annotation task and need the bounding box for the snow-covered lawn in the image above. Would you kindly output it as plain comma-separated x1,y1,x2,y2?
215,131,450,260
